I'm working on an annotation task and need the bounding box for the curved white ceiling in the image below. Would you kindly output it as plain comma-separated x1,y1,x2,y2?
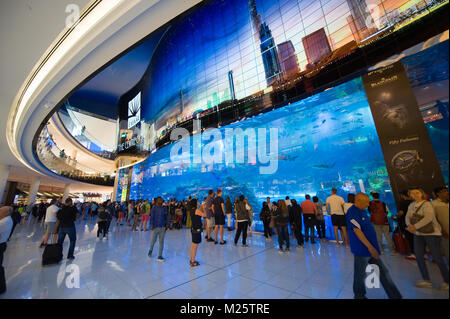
4,0,202,180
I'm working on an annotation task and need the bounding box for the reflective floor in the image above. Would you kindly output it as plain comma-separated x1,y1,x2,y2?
1,219,449,299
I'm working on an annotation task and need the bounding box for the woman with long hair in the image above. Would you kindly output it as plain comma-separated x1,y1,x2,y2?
406,187,448,290
275,200,290,252
234,195,250,247
244,198,253,237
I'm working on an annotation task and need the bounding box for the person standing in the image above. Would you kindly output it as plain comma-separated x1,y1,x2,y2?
141,199,151,231
269,201,278,236
260,202,272,241
266,197,273,211
301,195,317,244
244,199,254,237
406,188,448,290
397,191,415,259
431,186,449,265
289,199,303,247
225,197,233,231
344,193,355,214
274,200,290,252
234,195,250,247
190,198,205,267
346,193,402,299
204,190,215,242
132,200,142,231
186,196,193,229
91,201,98,219
326,188,348,245
127,200,135,228
96,203,109,239
117,202,125,226
148,197,168,262
40,199,59,248
285,196,291,208
368,192,397,256
213,189,226,245
0,206,13,295
38,202,46,224
57,198,78,260
313,196,326,240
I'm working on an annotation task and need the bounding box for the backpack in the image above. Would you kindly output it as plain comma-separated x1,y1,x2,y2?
98,208,108,220
369,200,388,225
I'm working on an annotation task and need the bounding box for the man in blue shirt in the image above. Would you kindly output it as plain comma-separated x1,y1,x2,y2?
346,193,402,299
148,197,168,262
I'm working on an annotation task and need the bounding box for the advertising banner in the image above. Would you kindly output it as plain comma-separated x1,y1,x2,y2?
362,61,445,205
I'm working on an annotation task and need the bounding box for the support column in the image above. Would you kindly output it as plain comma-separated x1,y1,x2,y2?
26,176,40,211
112,170,119,202
62,183,71,202
0,164,11,206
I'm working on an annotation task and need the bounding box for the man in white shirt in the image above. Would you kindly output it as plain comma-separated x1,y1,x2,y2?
285,196,292,208
432,186,449,264
40,199,60,248
266,197,272,211
0,206,14,294
326,188,348,246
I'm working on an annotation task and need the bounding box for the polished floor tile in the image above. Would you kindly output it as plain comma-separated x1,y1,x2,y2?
1,219,448,299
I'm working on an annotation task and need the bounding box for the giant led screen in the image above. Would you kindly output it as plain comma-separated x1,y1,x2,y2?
118,0,442,154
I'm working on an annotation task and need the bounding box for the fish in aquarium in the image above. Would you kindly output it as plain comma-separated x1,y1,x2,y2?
312,162,336,169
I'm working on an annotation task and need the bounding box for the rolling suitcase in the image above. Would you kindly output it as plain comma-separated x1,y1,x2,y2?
42,238,63,266
393,231,411,255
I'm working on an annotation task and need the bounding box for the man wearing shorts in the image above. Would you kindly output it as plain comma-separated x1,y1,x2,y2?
213,189,227,245
326,188,348,245
141,199,151,231
40,199,59,248
205,190,215,242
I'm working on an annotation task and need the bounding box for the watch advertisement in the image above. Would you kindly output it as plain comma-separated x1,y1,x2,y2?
362,61,445,206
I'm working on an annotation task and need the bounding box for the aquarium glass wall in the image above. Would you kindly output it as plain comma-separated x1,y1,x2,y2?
130,76,393,234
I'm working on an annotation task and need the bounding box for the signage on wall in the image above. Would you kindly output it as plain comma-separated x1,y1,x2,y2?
128,92,141,129
362,61,445,205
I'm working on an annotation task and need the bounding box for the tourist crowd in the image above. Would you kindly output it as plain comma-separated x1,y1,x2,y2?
0,185,448,298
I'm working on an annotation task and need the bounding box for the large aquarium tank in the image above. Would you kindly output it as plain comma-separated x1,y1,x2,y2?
130,76,392,235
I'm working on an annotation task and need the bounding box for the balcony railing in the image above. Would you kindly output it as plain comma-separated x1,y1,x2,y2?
36,126,114,186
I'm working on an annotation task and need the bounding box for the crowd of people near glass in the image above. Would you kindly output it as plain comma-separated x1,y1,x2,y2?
0,185,448,298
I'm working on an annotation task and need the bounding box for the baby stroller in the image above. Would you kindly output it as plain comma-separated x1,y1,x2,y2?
173,208,183,229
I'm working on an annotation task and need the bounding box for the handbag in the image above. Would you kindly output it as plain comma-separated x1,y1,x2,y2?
410,202,434,234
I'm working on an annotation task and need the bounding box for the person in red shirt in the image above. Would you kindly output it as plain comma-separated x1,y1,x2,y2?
301,195,317,243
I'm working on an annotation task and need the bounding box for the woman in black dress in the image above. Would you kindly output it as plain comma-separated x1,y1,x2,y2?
190,198,206,267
